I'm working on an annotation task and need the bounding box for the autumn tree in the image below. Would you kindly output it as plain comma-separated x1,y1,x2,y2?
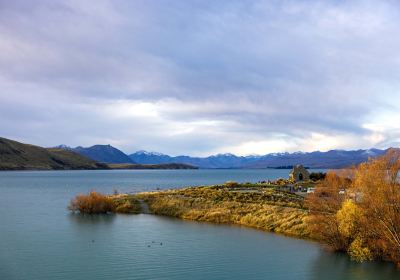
307,149,400,265
306,171,352,251
354,149,400,265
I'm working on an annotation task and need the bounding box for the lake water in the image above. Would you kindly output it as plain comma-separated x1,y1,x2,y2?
1,169,399,280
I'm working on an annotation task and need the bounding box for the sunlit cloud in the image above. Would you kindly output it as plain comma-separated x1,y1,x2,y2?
1,0,400,155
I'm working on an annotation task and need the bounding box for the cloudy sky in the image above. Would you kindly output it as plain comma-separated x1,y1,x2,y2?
1,0,400,156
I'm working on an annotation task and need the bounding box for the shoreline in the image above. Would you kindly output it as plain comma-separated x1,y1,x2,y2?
0,164,198,171
70,174,400,267
111,181,314,239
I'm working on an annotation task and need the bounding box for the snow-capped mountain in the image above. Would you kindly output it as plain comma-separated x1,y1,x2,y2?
130,148,390,169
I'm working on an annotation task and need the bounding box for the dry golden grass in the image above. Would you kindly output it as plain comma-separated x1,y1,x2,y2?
69,183,309,238
135,185,309,238
111,194,141,214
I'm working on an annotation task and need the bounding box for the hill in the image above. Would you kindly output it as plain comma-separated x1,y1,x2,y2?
0,137,107,170
130,149,388,169
72,145,135,164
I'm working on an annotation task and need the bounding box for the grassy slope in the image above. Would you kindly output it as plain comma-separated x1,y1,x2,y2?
129,183,310,238
0,137,107,170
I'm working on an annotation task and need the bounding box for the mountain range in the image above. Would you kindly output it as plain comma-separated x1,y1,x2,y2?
54,143,390,169
129,149,388,169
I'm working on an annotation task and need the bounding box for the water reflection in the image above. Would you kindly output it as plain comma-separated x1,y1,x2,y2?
310,250,399,280
68,213,116,225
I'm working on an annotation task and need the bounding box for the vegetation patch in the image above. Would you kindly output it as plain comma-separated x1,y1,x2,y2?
68,191,141,214
69,191,115,214
134,183,310,238
307,149,400,266
111,194,141,214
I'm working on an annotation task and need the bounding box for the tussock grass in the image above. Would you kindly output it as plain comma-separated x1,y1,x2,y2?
135,184,310,238
112,194,141,214
69,183,310,238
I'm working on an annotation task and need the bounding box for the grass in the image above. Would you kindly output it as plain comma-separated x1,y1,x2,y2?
111,194,141,214
69,182,313,238
133,183,310,238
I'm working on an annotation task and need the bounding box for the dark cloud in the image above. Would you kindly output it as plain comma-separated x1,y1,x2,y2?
1,0,400,155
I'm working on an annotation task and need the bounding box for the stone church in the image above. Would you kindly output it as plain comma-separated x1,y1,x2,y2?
289,165,310,182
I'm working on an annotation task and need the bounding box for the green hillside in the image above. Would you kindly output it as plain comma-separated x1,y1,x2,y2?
0,137,108,170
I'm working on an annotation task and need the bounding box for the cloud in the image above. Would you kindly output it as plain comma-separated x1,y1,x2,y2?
1,0,400,155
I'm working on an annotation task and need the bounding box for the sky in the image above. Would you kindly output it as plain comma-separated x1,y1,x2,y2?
1,0,400,156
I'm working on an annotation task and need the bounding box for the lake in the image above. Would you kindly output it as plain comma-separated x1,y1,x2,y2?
1,169,399,280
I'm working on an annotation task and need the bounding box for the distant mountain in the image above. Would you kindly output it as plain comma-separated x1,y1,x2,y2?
0,137,107,170
245,149,388,169
130,148,389,169
131,151,173,164
72,145,135,164
130,151,258,168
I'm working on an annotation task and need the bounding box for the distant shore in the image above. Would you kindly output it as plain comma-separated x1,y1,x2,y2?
108,163,198,170
0,163,198,171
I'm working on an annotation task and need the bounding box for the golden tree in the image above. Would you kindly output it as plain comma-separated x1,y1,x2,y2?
306,171,352,251
354,149,400,264
307,149,400,265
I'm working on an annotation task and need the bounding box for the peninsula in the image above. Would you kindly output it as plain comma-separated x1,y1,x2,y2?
70,150,400,266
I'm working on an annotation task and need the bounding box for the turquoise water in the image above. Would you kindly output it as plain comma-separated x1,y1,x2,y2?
1,169,399,280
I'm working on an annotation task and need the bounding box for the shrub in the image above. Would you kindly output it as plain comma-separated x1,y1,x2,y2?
276,178,289,186
224,181,239,188
336,200,361,239
348,237,373,262
68,191,115,214
306,172,354,251
309,172,326,181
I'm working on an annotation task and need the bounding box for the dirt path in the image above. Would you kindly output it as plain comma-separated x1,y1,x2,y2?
138,200,151,214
